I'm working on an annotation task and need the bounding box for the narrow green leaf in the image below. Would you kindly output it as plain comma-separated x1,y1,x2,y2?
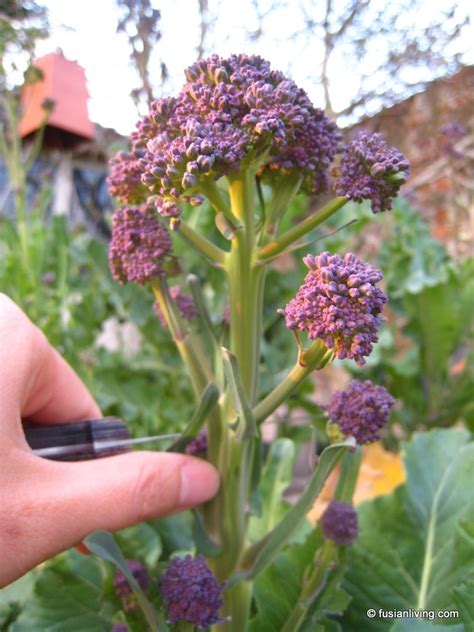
215,212,236,240
334,448,362,503
248,439,296,542
249,437,263,517
192,510,222,557
84,530,163,632
168,381,219,452
241,439,354,580
187,274,220,358
222,347,257,439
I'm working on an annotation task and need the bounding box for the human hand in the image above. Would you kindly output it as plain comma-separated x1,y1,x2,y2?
0,294,219,587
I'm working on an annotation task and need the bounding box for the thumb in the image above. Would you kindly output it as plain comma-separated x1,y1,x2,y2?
2,450,219,586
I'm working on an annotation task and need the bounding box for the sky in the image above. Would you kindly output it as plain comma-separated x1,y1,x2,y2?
31,0,474,137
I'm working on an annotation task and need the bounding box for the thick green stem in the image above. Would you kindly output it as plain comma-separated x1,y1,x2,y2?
178,221,226,265
258,197,347,261
216,580,252,632
253,340,328,425
226,170,264,404
209,170,265,628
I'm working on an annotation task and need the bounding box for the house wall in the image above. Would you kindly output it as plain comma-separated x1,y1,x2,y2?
349,66,474,259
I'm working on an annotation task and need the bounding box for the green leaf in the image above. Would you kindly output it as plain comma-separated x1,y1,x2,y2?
451,575,474,626
249,529,323,632
342,429,474,631
222,347,257,439
84,530,163,632
192,510,222,557
0,571,38,629
187,274,219,357
241,439,354,580
248,438,296,542
152,513,194,554
168,381,219,452
10,552,115,632
390,621,464,632
115,522,162,568
215,212,236,240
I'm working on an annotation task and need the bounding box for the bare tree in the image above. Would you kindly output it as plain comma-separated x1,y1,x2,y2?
0,0,49,90
116,0,167,110
287,0,470,120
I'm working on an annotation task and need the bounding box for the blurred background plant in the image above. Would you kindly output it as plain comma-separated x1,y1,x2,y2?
0,3,473,629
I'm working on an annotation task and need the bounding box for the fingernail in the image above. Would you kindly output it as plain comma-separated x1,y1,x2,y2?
179,460,219,506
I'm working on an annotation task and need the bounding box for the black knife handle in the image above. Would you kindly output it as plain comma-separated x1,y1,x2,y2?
24,417,130,461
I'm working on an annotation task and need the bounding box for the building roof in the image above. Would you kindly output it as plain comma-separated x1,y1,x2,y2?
19,51,95,143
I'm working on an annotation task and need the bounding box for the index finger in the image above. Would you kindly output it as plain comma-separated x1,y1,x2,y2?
0,294,101,431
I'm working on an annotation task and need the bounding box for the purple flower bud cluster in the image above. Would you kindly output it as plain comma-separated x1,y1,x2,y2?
326,379,395,443
321,500,358,546
335,132,409,213
263,108,341,194
111,624,129,632
284,251,387,365
123,54,339,216
153,286,198,327
107,150,148,205
160,554,224,629
109,205,173,285
185,431,208,457
113,560,150,597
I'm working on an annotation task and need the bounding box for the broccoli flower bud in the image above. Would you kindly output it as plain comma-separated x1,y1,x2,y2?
184,431,208,457
159,554,224,629
262,107,341,194
127,54,339,216
113,560,150,598
325,379,395,444
107,150,148,205
284,251,387,365
109,205,173,285
153,286,198,327
321,500,358,546
335,132,409,213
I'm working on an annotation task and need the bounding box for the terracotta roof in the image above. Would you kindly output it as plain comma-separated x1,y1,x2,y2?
19,52,95,141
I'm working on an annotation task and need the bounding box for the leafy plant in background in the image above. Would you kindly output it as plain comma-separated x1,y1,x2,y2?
59,53,408,631
2,52,472,632
0,206,199,436
342,428,474,632
348,202,474,442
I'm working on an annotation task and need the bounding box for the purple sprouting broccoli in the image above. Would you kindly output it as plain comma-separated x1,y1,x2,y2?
111,624,129,632
326,379,395,444
128,54,340,216
159,554,224,629
113,560,150,597
185,431,208,457
335,132,409,213
107,150,148,206
321,500,358,546
284,251,387,365
109,205,173,285
263,107,341,194
153,286,198,327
